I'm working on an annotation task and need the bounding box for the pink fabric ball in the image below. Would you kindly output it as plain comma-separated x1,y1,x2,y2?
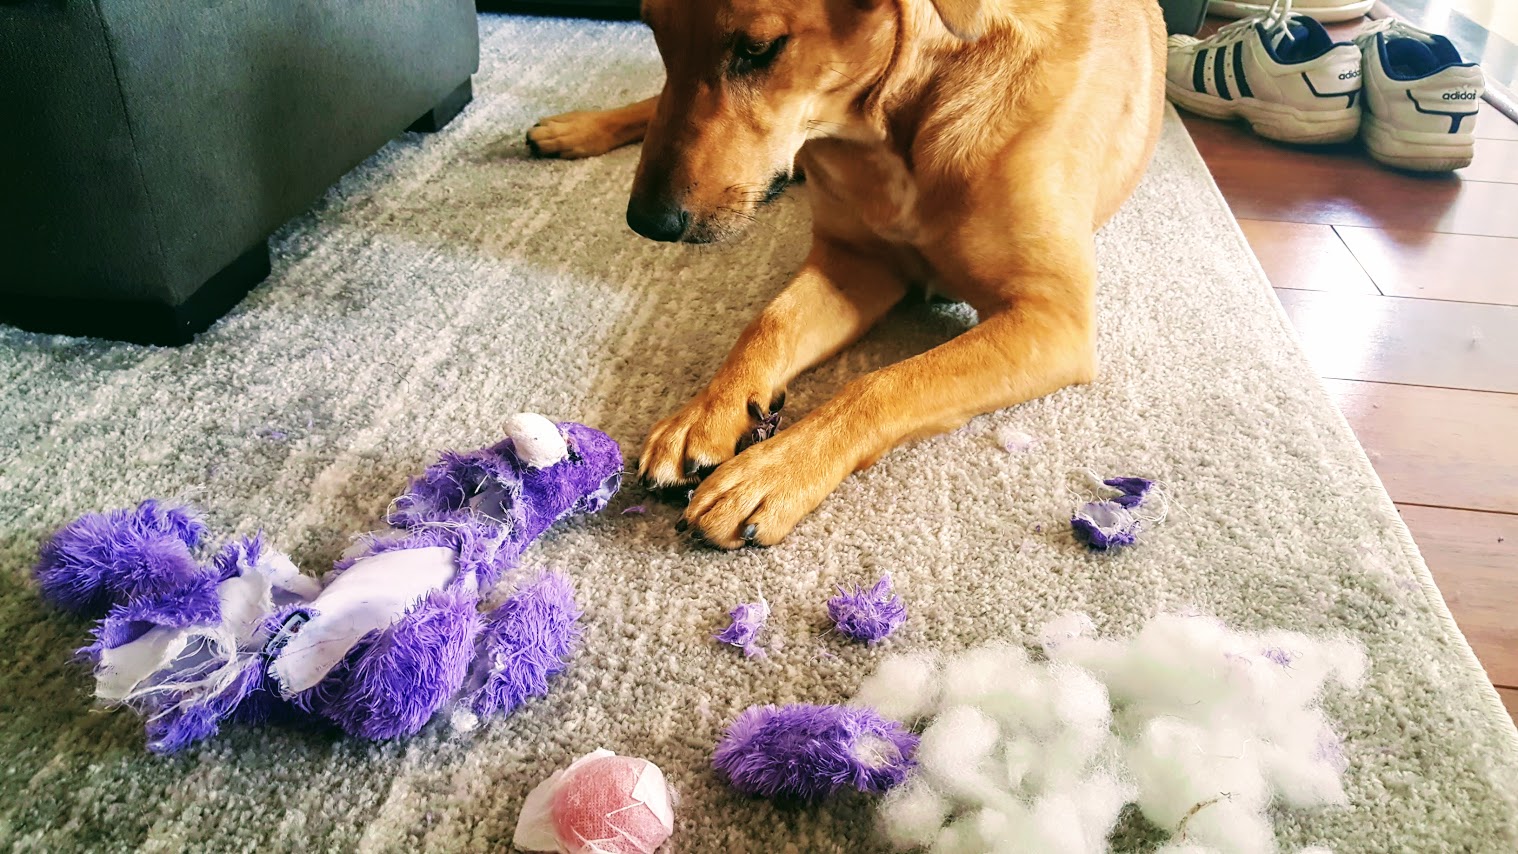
550,755,673,854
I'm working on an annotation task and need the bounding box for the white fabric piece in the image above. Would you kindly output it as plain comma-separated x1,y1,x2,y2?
504,412,569,468
629,761,676,835
96,568,287,705
269,546,457,695
514,749,616,852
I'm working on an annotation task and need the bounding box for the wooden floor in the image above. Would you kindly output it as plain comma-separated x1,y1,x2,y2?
1180,20,1518,724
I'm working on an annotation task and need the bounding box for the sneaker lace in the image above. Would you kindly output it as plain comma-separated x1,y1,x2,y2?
1203,0,1298,48
1353,17,1437,47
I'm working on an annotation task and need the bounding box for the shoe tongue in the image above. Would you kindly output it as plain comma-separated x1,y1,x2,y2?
1268,17,1308,52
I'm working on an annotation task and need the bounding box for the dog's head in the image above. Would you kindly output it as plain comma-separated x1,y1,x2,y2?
628,0,987,244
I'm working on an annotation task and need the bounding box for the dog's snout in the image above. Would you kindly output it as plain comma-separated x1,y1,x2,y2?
625,195,690,242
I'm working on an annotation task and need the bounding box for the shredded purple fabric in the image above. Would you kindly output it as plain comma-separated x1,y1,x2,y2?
1072,475,1163,550
387,422,623,572
736,410,782,454
712,703,919,802
1103,476,1154,498
34,499,209,616
1071,500,1142,550
827,575,906,644
464,571,581,718
716,599,770,658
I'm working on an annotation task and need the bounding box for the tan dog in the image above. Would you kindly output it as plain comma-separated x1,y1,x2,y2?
528,0,1165,549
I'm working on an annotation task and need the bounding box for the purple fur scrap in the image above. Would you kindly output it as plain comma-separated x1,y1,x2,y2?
34,499,209,616
827,575,906,644
716,599,770,658
713,703,919,801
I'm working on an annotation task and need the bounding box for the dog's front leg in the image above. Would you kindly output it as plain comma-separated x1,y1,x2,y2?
639,241,907,489
683,261,1097,549
527,96,657,159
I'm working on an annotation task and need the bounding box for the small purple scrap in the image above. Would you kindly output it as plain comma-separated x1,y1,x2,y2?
1071,475,1159,550
826,575,906,644
716,598,770,658
737,410,782,454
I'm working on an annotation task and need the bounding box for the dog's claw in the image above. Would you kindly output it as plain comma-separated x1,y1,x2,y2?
675,519,688,533
747,400,765,421
769,390,787,413
742,523,758,543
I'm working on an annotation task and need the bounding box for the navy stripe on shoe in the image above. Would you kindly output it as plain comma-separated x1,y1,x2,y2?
1406,90,1478,133
1232,42,1253,98
1214,46,1232,100
1193,49,1209,94
1301,74,1359,109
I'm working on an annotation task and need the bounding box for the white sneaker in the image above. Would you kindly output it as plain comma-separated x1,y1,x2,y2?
1166,0,1363,144
1355,19,1485,172
1210,0,1374,24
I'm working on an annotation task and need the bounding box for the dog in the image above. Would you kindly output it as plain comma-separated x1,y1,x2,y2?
527,0,1165,549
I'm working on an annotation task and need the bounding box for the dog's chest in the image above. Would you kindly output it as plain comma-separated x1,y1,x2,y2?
800,141,924,249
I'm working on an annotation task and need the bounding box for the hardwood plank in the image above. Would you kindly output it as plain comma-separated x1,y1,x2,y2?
1502,687,1518,724
1461,138,1518,184
1324,380,1518,514
1276,289,1518,393
1335,226,1518,306
1396,504,1518,687
1478,102,1518,140
1183,116,1518,237
1237,220,1378,295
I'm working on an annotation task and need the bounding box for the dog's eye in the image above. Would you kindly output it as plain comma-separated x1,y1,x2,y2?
732,35,787,74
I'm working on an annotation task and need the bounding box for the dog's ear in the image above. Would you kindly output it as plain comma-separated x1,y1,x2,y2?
929,0,986,39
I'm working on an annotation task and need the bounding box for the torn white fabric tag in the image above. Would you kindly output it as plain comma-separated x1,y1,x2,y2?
629,761,675,833
269,546,457,695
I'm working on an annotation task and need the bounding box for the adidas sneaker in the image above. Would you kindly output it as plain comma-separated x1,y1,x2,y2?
1355,19,1484,172
1166,0,1363,145
1210,0,1374,24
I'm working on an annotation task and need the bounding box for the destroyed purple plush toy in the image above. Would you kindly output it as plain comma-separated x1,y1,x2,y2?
265,414,619,740
827,575,906,644
35,414,618,752
713,703,919,802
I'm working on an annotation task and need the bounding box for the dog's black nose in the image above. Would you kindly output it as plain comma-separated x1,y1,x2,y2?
625,196,689,242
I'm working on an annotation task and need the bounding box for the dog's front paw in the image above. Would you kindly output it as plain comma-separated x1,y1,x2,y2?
526,112,621,160
639,388,785,490
680,428,842,550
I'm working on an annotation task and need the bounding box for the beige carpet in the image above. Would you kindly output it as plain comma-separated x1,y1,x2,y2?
1,14,1516,853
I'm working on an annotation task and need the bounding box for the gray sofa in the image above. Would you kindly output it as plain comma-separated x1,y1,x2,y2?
0,0,480,344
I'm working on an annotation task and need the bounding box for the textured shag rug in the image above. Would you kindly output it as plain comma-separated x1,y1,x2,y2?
1,14,1515,853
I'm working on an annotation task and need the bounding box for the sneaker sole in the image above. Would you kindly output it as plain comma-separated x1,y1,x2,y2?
1361,114,1476,172
1166,80,1361,145
1208,0,1374,23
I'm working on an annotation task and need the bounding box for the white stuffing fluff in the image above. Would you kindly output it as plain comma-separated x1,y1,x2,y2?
854,652,941,722
864,612,1363,854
